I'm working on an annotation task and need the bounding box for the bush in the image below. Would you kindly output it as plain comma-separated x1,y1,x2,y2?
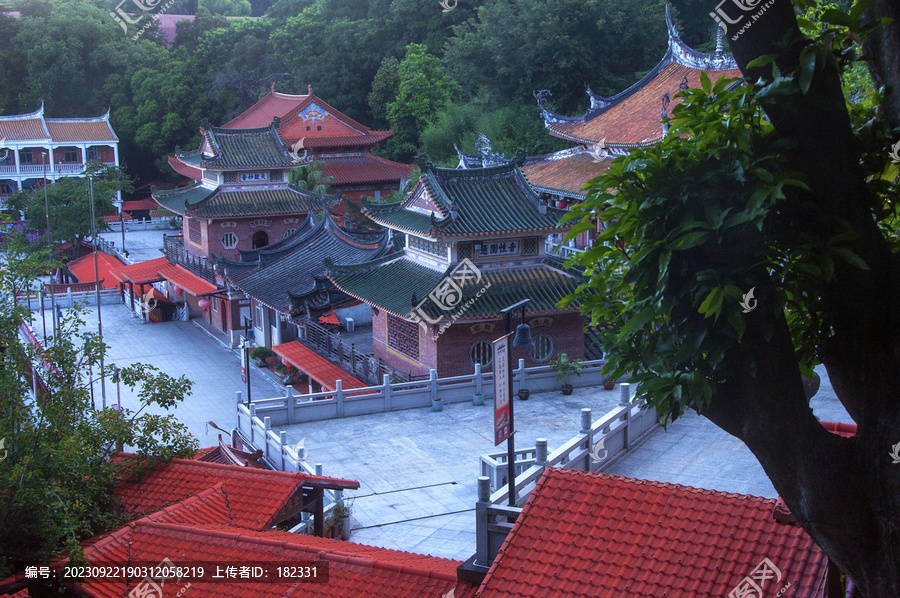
249,347,273,361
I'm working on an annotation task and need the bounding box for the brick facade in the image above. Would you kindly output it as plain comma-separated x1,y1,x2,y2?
184,215,307,262
372,309,585,379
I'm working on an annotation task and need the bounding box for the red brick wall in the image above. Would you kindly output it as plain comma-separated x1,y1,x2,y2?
184,215,307,262
372,311,431,378
435,311,585,378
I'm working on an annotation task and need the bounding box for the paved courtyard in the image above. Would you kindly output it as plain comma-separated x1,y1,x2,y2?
32,284,854,563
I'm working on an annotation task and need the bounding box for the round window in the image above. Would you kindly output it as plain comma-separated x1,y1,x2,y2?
470,340,493,367
529,333,554,363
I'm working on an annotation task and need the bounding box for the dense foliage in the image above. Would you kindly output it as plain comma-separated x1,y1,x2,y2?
0,240,198,577
0,0,715,184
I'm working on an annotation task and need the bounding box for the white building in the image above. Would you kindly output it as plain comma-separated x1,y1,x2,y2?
0,103,121,208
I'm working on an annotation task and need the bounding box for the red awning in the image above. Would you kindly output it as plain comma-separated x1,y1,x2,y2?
318,309,340,326
116,257,218,296
272,341,369,392
68,251,127,290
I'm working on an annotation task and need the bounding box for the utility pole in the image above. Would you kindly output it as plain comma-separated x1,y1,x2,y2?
42,152,57,337
89,175,107,408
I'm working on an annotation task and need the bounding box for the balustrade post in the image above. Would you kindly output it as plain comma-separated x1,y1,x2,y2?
286,386,295,423
383,374,392,411
235,391,242,404
429,369,437,403
619,382,631,406
475,476,491,567
335,379,344,417
535,439,548,470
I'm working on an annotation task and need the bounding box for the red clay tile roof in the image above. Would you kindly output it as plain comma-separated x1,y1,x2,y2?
522,148,613,199
102,212,131,222
0,106,50,141
224,89,311,129
282,132,394,149
320,153,413,186
115,257,218,295
68,251,127,290
71,520,477,598
273,341,369,392
113,458,359,529
121,199,160,211
547,62,741,146
44,118,117,143
476,468,828,598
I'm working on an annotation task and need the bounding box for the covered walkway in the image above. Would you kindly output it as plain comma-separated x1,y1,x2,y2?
273,340,368,393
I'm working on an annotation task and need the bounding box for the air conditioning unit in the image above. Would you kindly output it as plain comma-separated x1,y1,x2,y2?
345,317,355,332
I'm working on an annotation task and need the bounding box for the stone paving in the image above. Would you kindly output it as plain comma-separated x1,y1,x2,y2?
98,228,169,263
35,245,855,562
604,365,850,498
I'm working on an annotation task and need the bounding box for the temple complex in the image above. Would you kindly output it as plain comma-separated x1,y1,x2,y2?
327,155,586,378
222,84,412,201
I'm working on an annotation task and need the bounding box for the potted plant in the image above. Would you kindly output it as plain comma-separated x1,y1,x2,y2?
550,353,582,395
250,346,274,368
473,391,484,406
275,363,295,385
334,501,352,541
603,377,617,391
432,397,443,412
517,388,530,401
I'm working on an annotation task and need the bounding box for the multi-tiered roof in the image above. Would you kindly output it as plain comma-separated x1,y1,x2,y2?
327,158,582,322
218,210,393,316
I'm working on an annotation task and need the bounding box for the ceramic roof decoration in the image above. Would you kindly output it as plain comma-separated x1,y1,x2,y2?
362,158,568,239
218,211,392,314
536,6,741,147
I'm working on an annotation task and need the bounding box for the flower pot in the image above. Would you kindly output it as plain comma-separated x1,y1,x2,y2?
340,517,351,541
255,359,268,368
473,392,484,406
603,380,616,391
432,398,443,412
517,388,530,401
561,383,574,395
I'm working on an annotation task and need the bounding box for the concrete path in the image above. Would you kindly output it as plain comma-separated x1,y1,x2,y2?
98,229,168,263
604,365,850,498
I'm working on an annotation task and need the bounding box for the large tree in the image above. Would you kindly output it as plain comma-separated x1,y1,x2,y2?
565,0,900,594
0,243,198,578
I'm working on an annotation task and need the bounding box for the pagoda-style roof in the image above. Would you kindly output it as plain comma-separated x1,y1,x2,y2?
521,147,616,200
187,123,300,170
152,181,314,218
327,252,582,321
319,153,413,186
0,102,117,143
218,211,391,314
363,157,568,239
225,84,394,150
537,6,741,147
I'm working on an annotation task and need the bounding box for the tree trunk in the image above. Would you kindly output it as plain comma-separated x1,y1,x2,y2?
706,1,900,595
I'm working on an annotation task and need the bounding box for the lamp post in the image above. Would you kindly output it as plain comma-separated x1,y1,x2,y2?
41,151,58,337
88,175,107,408
243,316,252,405
500,298,533,507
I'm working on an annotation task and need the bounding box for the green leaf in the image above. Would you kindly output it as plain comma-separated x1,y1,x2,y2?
798,49,816,95
700,71,711,94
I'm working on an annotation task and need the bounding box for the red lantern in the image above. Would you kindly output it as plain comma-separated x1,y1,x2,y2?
198,298,211,312
557,200,568,209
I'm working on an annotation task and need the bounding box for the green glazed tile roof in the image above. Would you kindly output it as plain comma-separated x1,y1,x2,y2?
195,124,300,169
362,161,570,239
152,183,311,218
327,253,582,319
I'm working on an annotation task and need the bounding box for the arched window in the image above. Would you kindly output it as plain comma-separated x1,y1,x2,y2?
252,231,269,249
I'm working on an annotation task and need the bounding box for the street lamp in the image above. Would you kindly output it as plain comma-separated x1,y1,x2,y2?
500,298,533,507
41,151,58,337
243,316,252,405
88,175,107,408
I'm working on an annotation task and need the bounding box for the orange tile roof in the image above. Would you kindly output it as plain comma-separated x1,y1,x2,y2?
102,212,131,222
116,257,218,295
476,469,828,598
320,153,412,186
121,199,160,211
44,118,117,143
70,519,477,598
224,88,311,129
0,117,48,141
548,62,741,146
522,149,613,199
113,458,359,529
273,341,369,392
67,251,127,290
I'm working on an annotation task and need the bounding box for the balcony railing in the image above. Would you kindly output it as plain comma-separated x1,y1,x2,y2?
163,234,216,283
0,162,116,177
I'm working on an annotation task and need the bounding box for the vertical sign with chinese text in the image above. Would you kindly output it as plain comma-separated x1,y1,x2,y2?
493,334,511,445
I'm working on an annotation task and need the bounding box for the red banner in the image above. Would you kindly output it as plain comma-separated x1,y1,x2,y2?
493,333,511,445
